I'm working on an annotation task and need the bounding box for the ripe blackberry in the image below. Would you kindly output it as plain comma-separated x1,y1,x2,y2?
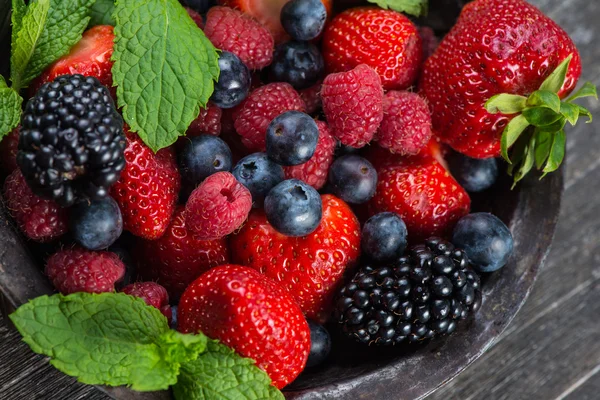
17,74,126,207
335,237,482,345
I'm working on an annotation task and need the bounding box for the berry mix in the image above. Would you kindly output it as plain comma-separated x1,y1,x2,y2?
0,0,596,396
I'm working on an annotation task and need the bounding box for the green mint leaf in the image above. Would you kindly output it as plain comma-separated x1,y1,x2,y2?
11,0,95,92
174,340,284,400
485,93,527,114
365,0,428,18
513,132,536,187
89,0,115,27
566,81,598,102
9,292,206,391
526,90,561,113
11,0,28,56
542,130,566,176
522,106,563,127
539,54,572,93
534,129,552,169
501,114,530,163
112,0,220,152
560,102,579,126
0,76,23,137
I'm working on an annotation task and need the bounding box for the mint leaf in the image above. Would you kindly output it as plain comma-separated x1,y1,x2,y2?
112,0,220,152
10,293,207,391
366,0,428,17
485,93,527,114
11,0,28,55
89,0,115,26
0,76,23,137
11,0,95,92
174,340,284,400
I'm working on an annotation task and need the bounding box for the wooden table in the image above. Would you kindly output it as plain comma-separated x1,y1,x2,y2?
1,0,599,398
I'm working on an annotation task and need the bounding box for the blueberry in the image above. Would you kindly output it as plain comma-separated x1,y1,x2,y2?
211,51,251,109
281,0,327,41
362,212,408,262
181,0,215,15
328,155,377,204
452,212,514,273
269,41,324,90
306,320,331,367
232,153,285,207
178,134,232,189
334,141,361,158
266,111,319,166
448,154,498,193
170,305,178,330
70,197,123,250
264,179,322,236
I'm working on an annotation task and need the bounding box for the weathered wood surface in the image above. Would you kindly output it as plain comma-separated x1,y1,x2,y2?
0,0,598,399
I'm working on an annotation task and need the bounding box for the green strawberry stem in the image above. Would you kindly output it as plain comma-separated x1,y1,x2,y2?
485,54,597,186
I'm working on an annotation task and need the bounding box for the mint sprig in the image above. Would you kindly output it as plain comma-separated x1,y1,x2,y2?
112,0,220,152
485,55,597,186
0,76,23,135
89,0,115,27
366,0,428,17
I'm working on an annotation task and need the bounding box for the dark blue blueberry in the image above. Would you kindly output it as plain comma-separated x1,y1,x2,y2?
334,141,361,158
306,320,331,367
170,305,178,330
181,0,215,14
232,153,285,207
211,51,251,109
448,154,498,193
178,134,232,189
362,212,408,262
328,155,377,204
70,197,123,250
269,41,324,90
266,111,319,166
264,179,322,236
452,213,514,273
281,0,327,41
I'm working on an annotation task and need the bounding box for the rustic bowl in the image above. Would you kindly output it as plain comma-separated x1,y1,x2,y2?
0,0,563,399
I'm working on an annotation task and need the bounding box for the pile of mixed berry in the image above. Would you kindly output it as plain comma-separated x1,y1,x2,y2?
1,0,593,391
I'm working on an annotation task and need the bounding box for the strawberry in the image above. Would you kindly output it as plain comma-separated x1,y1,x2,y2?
230,194,361,322
31,25,115,97
219,0,333,43
322,7,421,90
110,130,180,240
368,152,470,242
420,0,588,181
178,265,310,388
135,206,230,301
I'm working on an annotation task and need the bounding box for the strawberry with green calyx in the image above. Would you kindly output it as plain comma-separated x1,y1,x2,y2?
485,56,597,185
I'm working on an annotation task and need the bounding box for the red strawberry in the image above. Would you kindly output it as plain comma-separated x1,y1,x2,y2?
218,0,333,43
121,282,172,322
230,194,361,322
110,131,180,240
368,153,470,242
31,25,115,97
178,265,310,388
322,7,421,90
420,0,581,159
283,120,336,190
136,206,230,301
0,127,20,173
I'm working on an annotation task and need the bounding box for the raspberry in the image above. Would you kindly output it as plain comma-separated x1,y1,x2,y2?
419,26,439,60
187,103,222,137
234,83,305,151
299,81,322,115
375,91,433,155
121,282,172,322
185,172,252,239
46,248,125,294
204,7,274,70
283,121,336,189
321,64,384,148
3,169,68,242
186,7,204,29
0,127,20,173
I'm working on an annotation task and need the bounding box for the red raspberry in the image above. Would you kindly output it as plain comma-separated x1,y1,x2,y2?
283,121,336,190
121,282,172,322
3,169,68,242
234,82,305,151
186,103,222,137
204,7,274,70
136,206,230,301
375,91,432,155
185,172,252,239
419,26,439,60
299,81,322,115
321,64,384,148
0,127,20,173
186,7,204,29
46,248,125,294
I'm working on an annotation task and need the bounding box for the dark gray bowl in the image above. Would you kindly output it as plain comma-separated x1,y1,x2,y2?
0,1,563,399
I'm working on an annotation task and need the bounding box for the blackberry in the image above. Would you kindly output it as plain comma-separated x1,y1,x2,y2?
17,74,126,207
335,237,482,346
